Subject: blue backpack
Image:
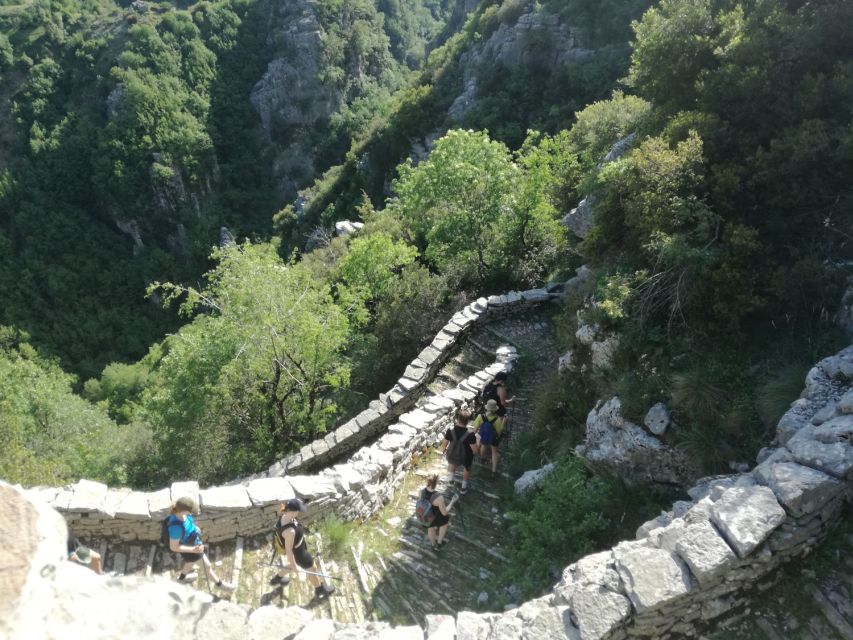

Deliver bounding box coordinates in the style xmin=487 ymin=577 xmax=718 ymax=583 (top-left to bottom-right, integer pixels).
xmin=479 ymin=414 xmax=497 ymax=445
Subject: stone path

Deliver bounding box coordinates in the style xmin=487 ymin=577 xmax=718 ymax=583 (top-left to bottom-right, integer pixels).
xmin=93 ymin=309 xmax=560 ymax=624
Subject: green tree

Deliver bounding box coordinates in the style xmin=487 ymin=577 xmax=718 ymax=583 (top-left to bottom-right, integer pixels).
xmin=142 ymin=243 xmax=350 ymax=483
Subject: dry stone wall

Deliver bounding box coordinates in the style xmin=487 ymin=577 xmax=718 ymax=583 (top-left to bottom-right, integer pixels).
xmin=20 ymin=271 xmax=594 ymax=544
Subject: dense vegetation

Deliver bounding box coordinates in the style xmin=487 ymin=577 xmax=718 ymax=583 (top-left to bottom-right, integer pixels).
xmin=1 ymin=0 xmax=851 ymax=601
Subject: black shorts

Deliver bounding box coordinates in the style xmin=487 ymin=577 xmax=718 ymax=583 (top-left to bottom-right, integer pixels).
xmin=429 ymin=511 xmax=450 ymax=529
xmin=293 ymin=544 xmax=314 ymax=569
xmin=180 ymin=551 xmax=203 ymax=564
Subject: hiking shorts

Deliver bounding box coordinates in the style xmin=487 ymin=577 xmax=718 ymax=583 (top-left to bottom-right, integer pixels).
xmin=429 ymin=511 xmax=450 ymax=529
xmin=293 ymin=544 xmax=314 ymax=569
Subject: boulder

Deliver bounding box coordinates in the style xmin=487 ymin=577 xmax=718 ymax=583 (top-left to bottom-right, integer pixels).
xmin=334 ymin=220 xmax=364 ymax=237
xmin=248 ymin=606 xmax=313 ymax=640
xmin=514 ymin=464 xmax=556 ymax=495
xmin=644 ymin=403 xmax=670 ymax=436
xmin=425 ymin=613 xmax=456 ymax=640
xmin=590 ymin=335 xmax=620 ymax=370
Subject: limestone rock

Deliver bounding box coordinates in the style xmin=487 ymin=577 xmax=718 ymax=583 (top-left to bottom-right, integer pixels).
xmin=558 ymin=350 xmax=575 ymax=373
xmin=710 ymin=486 xmax=786 ymax=558
xmin=516 ymin=597 xmax=577 ymax=640
xmin=196 ymin=600 xmax=250 ymax=638
xmin=644 ymin=403 xmax=670 ymax=436
xmin=613 ymin=542 xmax=693 ymax=613
xmin=199 ymin=485 xmax=252 ymax=512
xmin=671 ymin=520 xmax=737 ymax=587
xmin=294 ymin=618 xmax=336 ymax=640
xmin=574 ymin=324 xmax=599 ymax=346
xmin=287 ymin=474 xmax=339 ymax=500
xmin=334 ymin=220 xmax=364 ymax=237
xmin=425 ymin=613 xmax=456 ymax=639
xmin=455 ymin=610 xmax=491 ymax=640
xmin=66 ymin=479 xmax=108 ymax=513
xmin=563 ymin=195 xmax=595 ymax=239
xmin=590 ymin=335 xmax=620 ymax=370
xmin=170 ymin=481 xmax=199 ymax=507
xmin=753 ymin=461 xmax=844 ymax=518
xmin=246 ymin=477 xmax=295 ymax=506
xmin=248 ymin=606 xmax=313 ymax=640
xmin=786 ymin=417 xmax=853 ymax=478
xmin=115 ymin=491 xmax=151 ymax=520
xmin=569 ymin=586 xmax=631 ymax=639
xmin=514 ymin=464 xmax=556 ymax=495
xmin=838 ymin=388 xmax=853 ymax=414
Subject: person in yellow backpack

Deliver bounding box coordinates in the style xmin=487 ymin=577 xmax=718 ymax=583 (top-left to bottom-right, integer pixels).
xmin=472 ymin=399 xmax=505 ymax=478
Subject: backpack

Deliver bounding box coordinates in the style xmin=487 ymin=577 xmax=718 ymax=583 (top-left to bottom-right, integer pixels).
xmin=481 ymin=381 xmax=500 ymax=406
xmin=160 ymin=515 xmax=177 ymax=548
xmin=415 ymin=490 xmax=436 ymax=527
xmin=446 ymin=427 xmax=468 ymax=466
xmin=479 ymin=414 xmax=497 ymax=446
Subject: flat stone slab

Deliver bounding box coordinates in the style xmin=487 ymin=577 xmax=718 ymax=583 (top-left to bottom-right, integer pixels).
xmin=673 ymin=520 xmax=737 ymax=587
xmin=570 ymin=586 xmax=631 ymax=639
xmin=754 ymin=461 xmax=845 ymax=518
xmin=397 ymin=376 xmax=421 ymax=392
xmin=248 ymin=605 xmax=313 ymax=640
xmin=199 ymin=485 xmax=252 ymax=511
xmin=521 ymin=288 xmax=550 ymax=302
xmin=710 ymin=485 xmax=786 ymax=558
xmin=425 ymin=614 xmax=456 ymax=640
xmin=114 ymin=491 xmax=151 ymax=520
xmin=787 ymin=417 xmax=853 ymax=478
xmin=377 ymin=433 xmax=410 ymax=452
xmin=170 ymin=481 xmax=200 ymax=506
xmin=331 ymin=463 xmax=365 ymax=491
xmin=613 ymin=542 xmax=693 ymax=613
xmin=418 ymin=346 xmax=442 ymax=366
xmin=287 ymin=474 xmax=338 ymax=500
xmin=247 ymin=477 xmax=295 ymax=506
xmin=147 ymin=488 xmax=172 ymax=518
xmin=66 ymin=479 xmax=108 ymax=513
xmin=100 ymin=488 xmax=132 ymax=518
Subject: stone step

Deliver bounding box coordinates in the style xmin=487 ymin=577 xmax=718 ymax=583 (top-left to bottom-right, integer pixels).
xmin=810 ymin=585 xmax=853 ymax=640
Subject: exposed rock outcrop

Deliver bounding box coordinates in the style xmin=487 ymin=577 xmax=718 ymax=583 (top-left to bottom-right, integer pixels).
xmin=576 ymin=396 xmax=700 ymax=487
xmin=448 ymin=7 xmax=593 ymax=123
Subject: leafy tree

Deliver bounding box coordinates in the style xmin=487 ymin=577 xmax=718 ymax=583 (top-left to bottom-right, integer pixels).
xmin=390 ymin=129 xmax=566 ymax=291
xmin=141 ymin=243 xmax=350 ymax=483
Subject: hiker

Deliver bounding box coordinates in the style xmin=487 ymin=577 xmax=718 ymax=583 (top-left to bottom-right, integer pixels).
xmin=67 ymin=532 xmax=102 ymax=574
xmin=472 ymin=399 xmax=506 ymax=478
xmin=443 ymin=408 xmax=478 ymax=494
xmin=166 ymin=496 xmax=236 ymax=592
xmin=270 ymin=498 xmax=335 ymax=600
xmin=419 ymin=474 xmax=459 ymax=551
xmin=481 ymin=371 xmax=514 ymax=417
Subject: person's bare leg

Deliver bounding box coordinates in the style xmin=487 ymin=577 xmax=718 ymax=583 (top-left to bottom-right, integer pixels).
xmin=462 ymin=467 xmax=470 ymax=482
xmin=491 ymin=446 xmax=500 ymax=473
xmin=200 ymin=553 xmax=219 ymax=583
xmin=307 ymin=572 xmax=321 ymax=588
xmin=90 ymin=551 xmax=103 ymax=575
xmin=427 ymin=527 xmax=437 ymax=547
xmin=437 ymin=524 xmax=449 ymax=545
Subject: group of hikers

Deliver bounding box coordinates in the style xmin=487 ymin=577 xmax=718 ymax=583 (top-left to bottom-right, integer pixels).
xmin=418 ymin=371 xmax=514 ymax=551
xmin=65 ymin=371 xmax=513 ymax=600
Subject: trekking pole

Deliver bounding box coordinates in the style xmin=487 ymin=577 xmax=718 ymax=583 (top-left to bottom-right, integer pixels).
xmin=450 ymin=491 xmax=467 ymax=531
xmin=200 ymin=549 xmax=215 ymax=597
xmin=265 ymin=561 xmax=343 ymax=581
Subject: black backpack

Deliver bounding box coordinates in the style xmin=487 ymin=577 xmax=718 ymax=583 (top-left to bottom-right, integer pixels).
xmin=481 ymin=381 xmax=499 ymax=405
xmin=446 ymin=428 xmax=468 ymax=466
xmin=160 ymin=515 xmax=176 ymax=547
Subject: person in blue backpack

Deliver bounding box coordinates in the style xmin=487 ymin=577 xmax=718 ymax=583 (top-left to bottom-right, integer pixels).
xmin=166 ymin=496 xmax=236 ymax=592
xmin=472 ymin=399 xmax=506 ymax=478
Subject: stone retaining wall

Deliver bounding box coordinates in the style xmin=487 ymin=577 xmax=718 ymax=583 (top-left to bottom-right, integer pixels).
xmin=20 ymin=270 xmax=596 ymax=544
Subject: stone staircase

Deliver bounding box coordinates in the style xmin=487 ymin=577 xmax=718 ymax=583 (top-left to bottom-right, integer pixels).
xmin=90 ymin=310 xmax=560 ymax=624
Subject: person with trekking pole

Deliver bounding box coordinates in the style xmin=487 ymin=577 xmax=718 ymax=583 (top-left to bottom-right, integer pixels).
xmin=270 ymin=498 xmax=336 ymax=600
xmin=166 ymin=497 xmax=236 ymax=592
xmin=443 ymin=408 xmax=478 ymax=494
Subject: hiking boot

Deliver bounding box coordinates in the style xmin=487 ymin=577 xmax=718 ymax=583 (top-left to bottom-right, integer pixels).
xmin=216 ymin=580 xmax=237 ymax=592
xmin=460 ymin=481 xmax=469 ymax=495
xmin=178 ymin=572 xmax=197 ymax=583
xmin=430 ymin=544 xmax=440 ymax=553
xmin=438 ymin=539 xmax=448 ymax=548
xmin=270 ymin=574 xmax=290 ymax=586
xmin=444 ymin=474 xmax=454 ymax=484
xmin=315 ymin=584 xmax=335 ymax=599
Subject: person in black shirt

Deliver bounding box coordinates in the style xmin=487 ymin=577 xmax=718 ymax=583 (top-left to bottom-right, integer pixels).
xmin=270 ymin=498 xmax=335 ymax=600
xmin=443 ymin=409 xmax=478 ymax=494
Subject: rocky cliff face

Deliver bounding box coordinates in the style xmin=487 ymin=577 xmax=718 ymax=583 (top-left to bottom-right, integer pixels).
xmin=448 ymin=6 xmax=594 ymax=122
xmin=250 ymin=0 xmax=341 ymax=197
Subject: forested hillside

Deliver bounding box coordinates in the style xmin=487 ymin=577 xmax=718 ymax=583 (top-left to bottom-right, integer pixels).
xmin=1 ymin=0 xmax=851 ymax=575
xmin=0 ymin=0 xmax=459 ymax=377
